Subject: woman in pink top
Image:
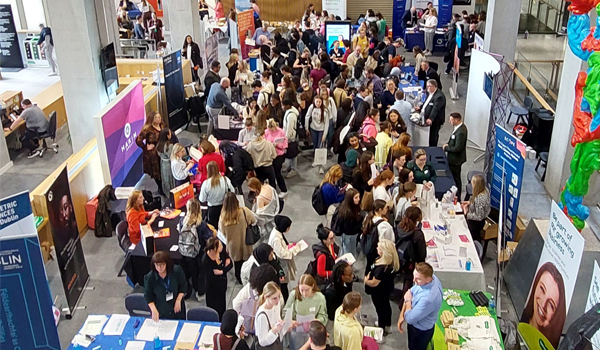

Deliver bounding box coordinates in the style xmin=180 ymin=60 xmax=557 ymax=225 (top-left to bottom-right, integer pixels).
xmin=214 ymin=0 xmax=224 ymax=20
xmin=264 ymin=118 xmax=288 ymax=197
xmin=360 ymin=108 xmax=379 ymax=152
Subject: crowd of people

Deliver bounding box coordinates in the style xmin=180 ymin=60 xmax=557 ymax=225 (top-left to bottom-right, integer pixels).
xmin=121 ymin=3 xmax=495 ymax=350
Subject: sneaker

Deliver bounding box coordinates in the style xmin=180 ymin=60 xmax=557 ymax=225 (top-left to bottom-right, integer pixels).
xmin=48 ymin=72 xmax=58 ymax=76
xmin=279 ymin=192 xmax=288 ymax=199
xmin=285 ymin=170 xmax=298 ymax=178
xmin=27 ymin=149 xmax=41 ymax=158
xmin=425 ymin=51 xmax=432 ymax=56
xmin=319 ymin=167 xmax=324 ymax=175
xmin=311 ymin=162 xmax=318 ymax=168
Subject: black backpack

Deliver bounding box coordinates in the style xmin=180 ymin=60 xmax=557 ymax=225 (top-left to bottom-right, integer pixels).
xmin=396 ymin=231 xmax=415 ymax=269
xmin=330 ymin=208 xmax=342 ymax=236
xmin=361 ymin=219 xmax=384 ymax=260
xmin=238 ymin=148 xmax=255 ymax=172
xmin=311 ymin=185 xmax=327 ymax=215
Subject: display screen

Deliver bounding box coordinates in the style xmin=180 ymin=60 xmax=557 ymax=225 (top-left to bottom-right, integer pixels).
xmin=324 ymin=21 xmax=351 ymax=56
xmin=100 ymin=43 xmax=119 ymax=100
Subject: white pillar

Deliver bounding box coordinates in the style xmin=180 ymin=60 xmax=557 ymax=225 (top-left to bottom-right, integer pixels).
xmin=483 ymin=0 xmax=520 ymax=62
xmin=0 ymin=134 xmax=12 ymax=175
xmin=46 ymin=0 xmax=109 ymax=152
xmin=167 ymin=0 xmax=201 ymax=53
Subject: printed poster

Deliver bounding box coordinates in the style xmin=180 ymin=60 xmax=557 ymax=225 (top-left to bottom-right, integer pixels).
xmin=238 ymin=9 xmax=255 ymax=59
xmin=585 ymin=261 xmax=600 ymax=348
xmin=46 ymin=167 xmax=89 ymax=314
xmin=0 ymin=192 xmax=61 ymax=349
xmin=519 ymin=201 xmax=585 ymax=349
xmin=163 ymin=50 xmax=187 ymax=130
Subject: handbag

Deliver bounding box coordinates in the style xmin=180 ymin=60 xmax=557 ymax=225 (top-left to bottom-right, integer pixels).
xmin=286 ymin=141 xmax=299 ymax=159
xmin=244 ymin=208 xmax=261 ymax=245
xmin=255 ymin=312 xmax=283 ymax=350
xmin=314 ymin=141 xmax=327 ymax=166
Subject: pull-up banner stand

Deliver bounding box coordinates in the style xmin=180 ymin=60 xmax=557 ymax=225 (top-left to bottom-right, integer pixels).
xmin=0 ymin=191 xmax=61 ymax=349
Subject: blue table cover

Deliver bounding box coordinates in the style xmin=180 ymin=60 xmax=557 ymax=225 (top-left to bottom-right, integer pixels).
xmin=67 ymin=315 xmax=220 ymax=350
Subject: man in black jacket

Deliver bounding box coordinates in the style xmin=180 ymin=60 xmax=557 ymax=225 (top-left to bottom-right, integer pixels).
xmin=443 ymin=112 xmax=468 ymax=199
xmin=415 ymin=80 xmax=446 ymax=147
xmin=401 ymin=7 xmax=419 ymax=35
xmin=204 ymin=60 xmax=221 ymax=94
xmin=418 ymin=61 xmax=442 ymax=90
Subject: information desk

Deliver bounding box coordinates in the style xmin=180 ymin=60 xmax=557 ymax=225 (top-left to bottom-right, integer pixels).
xmin=432 ymin=290 xmax=504 ymax=349
xmin=67 ymin=315 xmax=220 ymax=349
xmin=404 ymin=31 xmax=447 ymax=53
xmin=409 ymin=146 xmax=456 ymax=200
xmin=423 ymin=207 xmax=485 ymax=292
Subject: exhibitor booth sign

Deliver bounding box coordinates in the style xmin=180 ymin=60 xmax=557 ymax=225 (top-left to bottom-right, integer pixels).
xmin=0 ymin=192 xmax=61 ymax=349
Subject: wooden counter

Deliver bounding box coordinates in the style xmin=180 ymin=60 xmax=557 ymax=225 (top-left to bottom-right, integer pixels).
xmin=34 ymin=81 xmax=68 ymax=129
xmin=2 ymin=91 xmax=23 ymax=138
xmin=116 ymin=58 xmax=192 ymax=85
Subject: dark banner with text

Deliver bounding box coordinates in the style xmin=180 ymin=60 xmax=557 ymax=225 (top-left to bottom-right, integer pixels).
xmin=46 ymin=167 xmax=89 ymax=313
xmin=163 ymin=50 xmax=187 ymax=130
xmin=0 ymin=5 xmax=24 ymax=68
xmin=0 ymin=191 xmax=61 ymax=349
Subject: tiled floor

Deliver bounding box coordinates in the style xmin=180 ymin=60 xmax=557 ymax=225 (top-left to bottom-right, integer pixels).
xmin=0 ymin=36 xmax=571 ymax=349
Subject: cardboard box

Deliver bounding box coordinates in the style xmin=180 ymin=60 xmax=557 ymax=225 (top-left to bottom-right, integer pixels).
xmin=514 ymin=215 xmax=527 ymax=242
xmin=499 ymin=241 xmax=519 ymax=263
xmin=482 ymin=215 xmax=527 ymax=242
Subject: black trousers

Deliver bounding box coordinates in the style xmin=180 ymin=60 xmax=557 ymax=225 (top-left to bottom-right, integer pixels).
xmin=372 ymin=292 xmax=392 ymax=328
xmin=428 ymin=123 xmax=441 ymax=147
xmin=281 ymin=282 xmax=289 ymax=303
xmin=448 ymin=163 xmax=462 ymax=199
xmin=254 ymin=165 xmax=277 ymax=188
xmin=407 ymin=324 xmax=435 ymax=350
xmin=272 ymin=155 xmax=288 ymax=192
xmin=20 ymin=128 xmax=40 ymax=152
xmin=182 ymin=253 xmax=206 ymax=295
xmin=207 ymin=205 xmax=223 ymax=230
xmin=467 ymin=219 xmax=486 ymax=243
xmin=234 ymin=260 xmax=244 ymax=283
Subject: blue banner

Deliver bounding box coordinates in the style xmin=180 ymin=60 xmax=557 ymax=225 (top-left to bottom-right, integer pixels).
xmin=438 ymin=0 xmax=453 ymax=27
xmin=0 ymin=192 xmax=61 ymax=349
xmin=163 ymin=50 xmax=187 ymax=131
xmin=235 ymin=0 xmax=252 ymax=11
xmin=491 ymin=125 xmax=526 ymax=240
xmin=392 ymin=0 xmax=407 ymax=39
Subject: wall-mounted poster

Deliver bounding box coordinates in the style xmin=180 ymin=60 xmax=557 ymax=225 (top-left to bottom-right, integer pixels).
xmin=519 ymin=201 xmax=585 ymax=349
xmin=238 ymin=10 xmax=255 ymax=59
xmin=0 ymin=5 xmax=24 ymax=68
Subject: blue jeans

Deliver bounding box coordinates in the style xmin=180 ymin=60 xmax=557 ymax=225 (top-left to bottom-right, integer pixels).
xmin=341 ymin=234 xmax=358 ymax=259
xmin=310 ymin=128 xmax=324 ymax=149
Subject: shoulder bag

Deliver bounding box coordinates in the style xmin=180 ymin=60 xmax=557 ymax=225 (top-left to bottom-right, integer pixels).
xmin=244 ymin=208 xmax=261 ymax=245
xmin=255 ymin=311 xmax=283 ymax=350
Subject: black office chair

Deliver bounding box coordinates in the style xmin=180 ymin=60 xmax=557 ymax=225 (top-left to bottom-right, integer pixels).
xmin=38 ymin=111 xmax=59 ymax=157
xmin=124 ymin=294 xmax=152 ymax=317
xmin=116 ymin=221 xmax=132 ymax=277
xmin=187 ymin=307 xmax=220 ymax=322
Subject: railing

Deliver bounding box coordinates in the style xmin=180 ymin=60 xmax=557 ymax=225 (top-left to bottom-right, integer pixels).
xmin=510 ymin=52 xmax=562 ymax=112
xmin=508 ymin=62 xmax=556 ymax=114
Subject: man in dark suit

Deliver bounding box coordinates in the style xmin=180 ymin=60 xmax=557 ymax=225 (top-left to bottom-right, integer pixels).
xmin=401 ymin=7 xmax=419 ymax=36
xmin=415 ymin=79 xmax=446 ymax=147
xmin=418 ymin=61 xmax=442 ymax=89
xmin=204 ymin=60 xmax=221 ymax=94
xmin=443 ymin=112 xmax=468 ymax=199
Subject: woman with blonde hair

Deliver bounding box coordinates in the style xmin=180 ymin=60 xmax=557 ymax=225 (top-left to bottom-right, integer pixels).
xmin=171 ymin=143 xmax=194 ymax=186
xmin=462 ymin=174 xmax=491 ymax=242
xmin=226 ymin=53 xmax=239 ymax=89
xmin=422 ymin=8 xmax=438 ymax=55
xmin=264 ymin=119 xmax=288 ymax=197
xmin=126 ymin=190 xmax=159 ymax=244
xmin=219 ymin=192 xmax=257 ymax=284
xmin=255 ymin=282 xmax=289 ymax=350
xmin=319 ymin=165 xmax=346 ymax=223
xmin=200 ymin=160 xmax=235 ymax=229
xmin=247 ymin=126 xmax=278 ymax=186
xmin=364 ymin=240 xmax=399 ymax=335
xmin=285 ymin=274 xmax=328 ymax=350
xmin=334 ymin=292 xmax=364 ymax=350
xmin=394 ymin=181 xmax=418 ymax=223
xmin=178 ymin=198 xmax=213 ymax=297
xmin=235 ymin=60 xmax=255 ymax=100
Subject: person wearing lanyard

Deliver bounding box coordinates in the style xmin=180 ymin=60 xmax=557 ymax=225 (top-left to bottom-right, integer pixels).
xmin=414 ymin=79 xmax=446 ymax=147
xmin=144 ymin=251 xmax=187 ymax=321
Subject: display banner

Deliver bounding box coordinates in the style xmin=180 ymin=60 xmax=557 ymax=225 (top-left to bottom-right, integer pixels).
xmin=474 ymin=32 xmax=484 ymax=51
xmin=46 ymin=167 xmax=89 ymax=314
xmin=491 ymin=125 xmax=525 ymax=240
xmin=0 ymin=192 xmax=61 ymax=349
xmin=0 ymin=5 xmax=24 ymax=68
xmin=437 ymin=0 xmax=453 ymax=27
xmin=325 ymin=22 xmax=351 ymax=54
xmin=323 ymin=0 xmax=347 ymax=20
xmin=586 ymin=261 xmax=600 ymax=348
xmin=204 ymin=34 xmax=219 ymax=69
xmin=520 ymin=201 xmax=585 ymax=349
xmin=235 ymin=0 xmax=252 ymax=11
xmin=94 ymin=81 xmax=145 ymax=188
xmin=238 ymin=10 xmax=255 ymax=59
xmin=393 ymin=0 xmax=408 ymax=39
xmin=163 ymin=50 xmax=187 ymax=130
xmin=229 ymin=18 xmax=240 ymax=52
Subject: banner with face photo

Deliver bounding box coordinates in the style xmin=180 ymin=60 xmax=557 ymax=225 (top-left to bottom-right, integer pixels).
xmin=519 ymin=201 xmax=585 ymax=349
xmin=585 ymin=261 xmax=600 ymax=348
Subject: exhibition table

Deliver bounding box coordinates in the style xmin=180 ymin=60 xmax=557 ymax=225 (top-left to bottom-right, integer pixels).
xmin=423 ymin=208 xmax=486 ymax=292
xmin=431 ymin=290 xmax=504 ymax=349
xmin=67 ymin=314 xmax=220 ymax=349
xmin=213 ymin=117 xmax=244 ymax=141
xmin=404 ymin=30 xmax=447 ymax=53
xmin=410 ymin=146 xmax=456 ymax=199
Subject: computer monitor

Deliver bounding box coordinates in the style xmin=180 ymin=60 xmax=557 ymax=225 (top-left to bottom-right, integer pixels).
xmin=324 ymin=21 xmax=351 ymax=55
xmin=100 ymin=43 xmax=119 ymax=100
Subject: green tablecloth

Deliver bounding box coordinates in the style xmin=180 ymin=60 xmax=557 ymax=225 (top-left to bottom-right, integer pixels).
xmin=431 ymin=289 xmax=504 ymax=349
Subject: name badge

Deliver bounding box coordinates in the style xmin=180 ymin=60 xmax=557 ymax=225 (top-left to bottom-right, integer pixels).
xmin=424 ymin=170 xmax=429 ymax=174
xmin=362 ymin=147 xmax=367 ymax=151
xmin=309 ymin=307 xmax=316 ymax=312
xmin=166 ymin=292 xmax=174 ymax=301
xmin=451 ymin=135 xmax=456 ymax=139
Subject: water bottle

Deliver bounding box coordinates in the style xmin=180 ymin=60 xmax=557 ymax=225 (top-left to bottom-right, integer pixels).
xmin=154 ymin=336 xmax=162 ymax=350
xmin=73 ymin=344 xmax=81 ymax=350
xmin=489 ymin=296 xmax=496 ymax=312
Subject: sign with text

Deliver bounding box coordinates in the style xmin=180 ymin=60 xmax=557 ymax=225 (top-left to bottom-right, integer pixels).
xmin=235 ymin=0 xmax=252 ymax=11
xmin=520 ymin=201 xmax=585 ymax=349
xmin=0 ymin=5 xmax=24 ymax=69
xmin=323 ymin=0 xmax=347 ymax=19
xmin=94 ymin=81 xmax=145 ymax=187
xmin=586 ymin=261 xmax=600 ymax=348
xmin=238 ymin=10 xmax=255 ymax=59
xmin=204 ymin=34 xmax=219 ymax=69
xmin=392 ymin=0 xmax=408 ymax=39
xmin=491 ymin=125 xmax=525 ymax=240
xmin=163 ymin=50 xmax=187 ymax=130
xmin=0 ymin=192 xmax=61 ymax=349
xmin=46 ymin=167 xmax=89 ymax=314
xmin=171 ymin=182 xmax=194 ymax=209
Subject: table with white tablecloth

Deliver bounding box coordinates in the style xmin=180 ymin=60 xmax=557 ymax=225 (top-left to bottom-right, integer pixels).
xmin=421 ymin=203 xmax=486 ymax=292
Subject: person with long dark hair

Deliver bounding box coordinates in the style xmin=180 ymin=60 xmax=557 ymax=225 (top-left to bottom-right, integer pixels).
xmin=199 ymin=161 xmax=235 ymax=228
xmin=351 ymin=151 xmax=374 ymax=197
xmin=202 ymin=237 xmax=233 ymax=320
xmin=323 ymin=261 xmax=354 ymax=320
xmin=213 ymin=310 xmax=251 ymax=350
xmin=218 ymin=140 xmax=252 ymax=193
xmin=182 ymin=35 xmax=203 ymax=82
xmin=396 ymin=207 xmax=426 ymax=306
xmin=240 ymin=243 xmax=285 ymax=286
xmin=157 ymin=127 xmax=177 ymax=195
xmin=362 ymin=199 xmax=395 ymax=268
xmin=312 ymin=224 xmax=340 ymax=288
xmin=268 ymin=215 xmax=299 ymax=302
xmin=144 ymin=251 xmax=187 ymax=320
xmin=136 ymin=111 xmax=164 ymax=189
xmin=334 ymin=188 xmax=363 ymax=258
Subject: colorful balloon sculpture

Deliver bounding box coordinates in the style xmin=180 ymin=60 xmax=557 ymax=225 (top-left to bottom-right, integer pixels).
xmin=562 ymin=0 xmax=600 ymax=230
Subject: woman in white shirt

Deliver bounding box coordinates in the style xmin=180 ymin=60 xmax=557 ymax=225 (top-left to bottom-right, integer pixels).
xmin=305 ymin=96 xmax=330 ymax=174
xmin=372 ymin=170 xmax=394 ymax=204
xmin=236 ymin=61 xmax=255 ymax=100
xmin=394 ymin=181 xmax=418 ymax=224
xmin=199 ymin=161 xmax=235 ymax=229
xmin=268 ymin=215 xmax=301 ymax=301
xmin=422 ymin=8 xmax=438 ymax=55
xmin=255 ymin=282 xmax=290 ymax=350
xmin=170 ymin=143 xmax=194 ymax=186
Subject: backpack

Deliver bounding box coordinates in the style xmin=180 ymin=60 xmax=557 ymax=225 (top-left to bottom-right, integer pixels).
xmin=396 ymin=231 xmax=415 ymax=269
xmin=311 ymin=185 xmax=327 ymax=215
xmin=330 ymin=208 xmax=342 ymax=236
xmin=287 ymin=49 xmax=298 ymax=68
xmin=238 ymin=148 xmax=255 ymax=172
xmin=307 ymin=30 xmax=319 ymax=54
xmin=361 ymin=219 xmax=384 ymax=260
xmin=239 ymin=288 xmax=260 ymax=335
